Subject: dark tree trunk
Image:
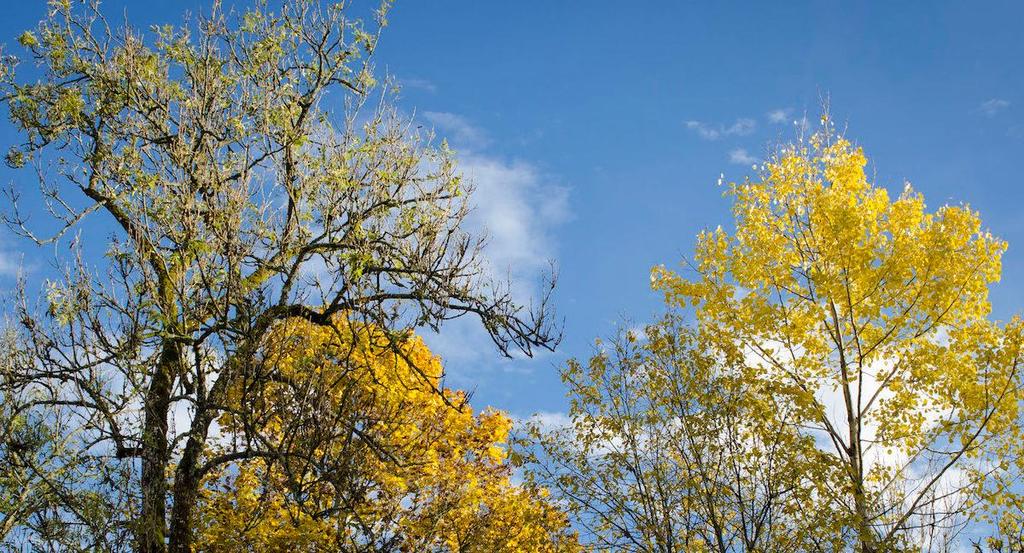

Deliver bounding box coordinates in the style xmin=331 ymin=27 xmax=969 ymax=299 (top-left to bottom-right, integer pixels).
xmin=138 ymin=344 xmax=176 ymax=553
xmin=167 ymin=410 xmax=215 ymax=553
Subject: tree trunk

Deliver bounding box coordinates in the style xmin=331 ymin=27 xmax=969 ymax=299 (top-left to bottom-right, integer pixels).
xmin=849 ymin=428 xmax=874 ymax=553
xmin=167 ymin=347 xmax=241 ymax=552
xmin=138 ymin=344 xmax=176 ymax=553
xmin=167 ymin=409 xmax=215 ymax=553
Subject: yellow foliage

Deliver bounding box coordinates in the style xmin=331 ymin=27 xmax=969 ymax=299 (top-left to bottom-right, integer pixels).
xmin=196 ymin=318 xmax=580 ymax=552
xmin=652 ymin=123 xmax=1024 ymax=545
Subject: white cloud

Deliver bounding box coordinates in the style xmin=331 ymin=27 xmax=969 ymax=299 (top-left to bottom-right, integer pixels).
xmin=685 ymin=118 xmax=756 ymax=140
xmin=416 ymin=112 xmax=569 ymax=381
xmin=400 ymin=77 xmax=437 ymax=93
xmin=767 ymin=108 xmax=792 ymax=124
xmin=0 ymin=244 xmax=22 ymax=279
xmin=462 ymin=154 xmax=569 ymax=278
xmin=979 ymin=98 xmax=1010 ymax=117
xmin=522 ymin=411 xmax=573 ymax=432
xmin=0 ymin=254 xmax=17 ymax=278
xmin=423 ymin=111 xmax=490 ymax=149
xmin=419 ymin=112 xmax=568 ymax=280
xmin=728 ymin=148 xmax=758 ymax=165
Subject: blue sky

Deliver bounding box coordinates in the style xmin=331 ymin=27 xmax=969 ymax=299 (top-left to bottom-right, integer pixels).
xmin=1 ymin=1 xmax=1023 ymax=422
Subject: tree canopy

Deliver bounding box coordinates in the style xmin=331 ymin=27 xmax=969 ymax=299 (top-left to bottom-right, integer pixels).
xmin=525 ymin=118 xmax=1024 ymax=552
xmin=652 ymin=118 xmax=1024 ymax=549
xmin=196 ymin=316 xmax=579 ymax=552
xmin=2 ymin=1 xmax=1023 ymax=552
xmin=0 ymin=1 xmax=558 ymax=550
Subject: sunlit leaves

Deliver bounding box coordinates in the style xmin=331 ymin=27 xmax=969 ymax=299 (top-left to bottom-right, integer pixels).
xmin=0 ymin=0 xmax=558 ymax=550
xmin=521 ymin=314 xmax=838 ymax=551
xmin=653 ymin=119 xmax=1024 ymax=548
xmin=198 ymin=317 xmax=579 ymax=552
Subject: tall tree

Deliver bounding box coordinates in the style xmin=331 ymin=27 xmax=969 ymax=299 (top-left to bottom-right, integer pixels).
xmin=0 ymin=1 xmax=558 ymax=551
xmin=651 ymin=117 xmax=1024 ymax=551
xmin=523 ymin=118 xmax=1024 ymax=552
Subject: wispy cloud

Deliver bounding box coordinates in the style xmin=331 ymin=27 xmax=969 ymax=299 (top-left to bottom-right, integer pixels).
xmin=417 ymin=111 xmax=570 ymax=382
xmin=420 ymin=112 xmax=569 ymax=277
xmin=729 ymin=148 xmax=758 ymax=165
xmin=400 ymin=77 xmax=437 ymax=94
xmin=423 ymin=111 xmax=490 ymax=149
xmin=463 ymin=155 xmax=569 ymax=279
xmin=979 ymin=98 xmax=1011 ymax=117
xmin=519 ymin=411 xmax=572 ymax=432
xmin=0 ymin=245 xmax=21 ymax=279
xmin=685 ymin=118 xmax=756 ymax=140
xmin=766 ymin=108 xmax=793 ymax=124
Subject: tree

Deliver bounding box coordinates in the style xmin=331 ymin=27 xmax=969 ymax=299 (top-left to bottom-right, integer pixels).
xmin=650 ymin=117 xmax=1024 ymax=551
xmin=0 ymin=1 xmax=558 ymax=551
xmin=194 ymin=316 xmax=580 ymax=552
xmin=0 ymin=326 xmax=43 ymax=545
xmin=0 ymin=325 xmax=61 ymax=547
xmin=520 ymin=313 xmax=838 ymax=552
xmin=1 ymin=320 xmax=119 ymax=551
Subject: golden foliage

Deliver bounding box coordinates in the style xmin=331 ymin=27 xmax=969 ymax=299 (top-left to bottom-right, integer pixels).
xmin=650 ymin=120 xmax=1024 ymax=547
xmin=197 ymin=318 xmax=580 ymax=552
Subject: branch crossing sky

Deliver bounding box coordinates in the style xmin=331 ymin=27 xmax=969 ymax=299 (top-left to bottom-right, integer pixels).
xmin=1 ymin=1 xmax=1022 ymax=422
